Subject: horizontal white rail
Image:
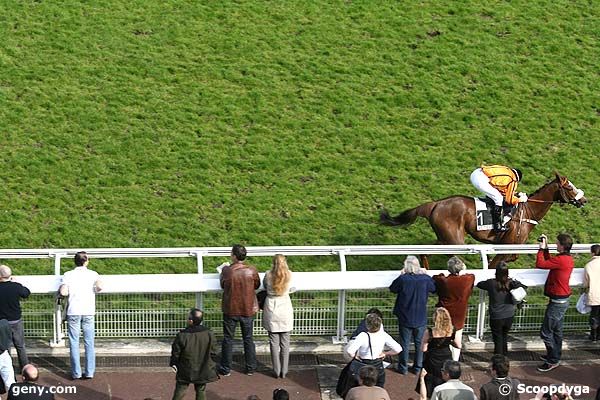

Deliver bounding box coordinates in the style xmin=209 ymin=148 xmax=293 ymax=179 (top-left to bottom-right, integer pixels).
xmin=5 ymin=243 xmax=595 ymax=344
xmin=0 ymin=243 xmax=594 ymax=259
xmin=16 ymin=268 xmax=585 ymax=294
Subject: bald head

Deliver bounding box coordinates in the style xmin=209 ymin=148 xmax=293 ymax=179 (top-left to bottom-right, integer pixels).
xmin=22 ymin=364 xmax=39 ymax=382
xmin=0 ymin=265 xmax=11 ymax=281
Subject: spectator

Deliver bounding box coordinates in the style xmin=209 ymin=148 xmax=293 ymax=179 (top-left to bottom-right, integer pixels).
xmin=535 ymin=233 xmax=574 ymax=372
xmin=344 ymin=308 xmax=384 ymax=363
xmin=583 ymin=244 xmax=600 ymax=342
xmin=218 ymin=244 xmax=260 ymax=376
xmin=479 ymin=354 xmax=520 ymax=400
xmin=416 ymin=308 xmax=460 ymax=398
xmin=345 ymin=313 xmax=401 ymax=388
xmin=529 ymin=386 xmax=573 ymax=400
xmin=59 ymin=251 xmax=103 ymax=380
xmin=0 ymin=319 xmax=15 ymax=391
xmin=389 ymin=256 xmax=436 ymax=375
xmin=419 ymin=360 xmax=476 ymax=400
xmin=351 ymin=308 xmax=384 ymax=340
xmin=345 ymin=365 xmax=391 ymax=400
xmin=433 ymin=257 xmax=474 ymax=361
xmin=273 ymin=388 xmax=289 ymax=400
xmin=0 ymin=265 xmax=31 ymax=370
xmin=8 ymin=364 xmax=54 ymax=400
xmin=476 ymin=262 xmax=527 ymax=355
xmin=262 ymin=254 xmax=294 ymax=379
xmin=170 ymin=309 xmax=217 ymax=400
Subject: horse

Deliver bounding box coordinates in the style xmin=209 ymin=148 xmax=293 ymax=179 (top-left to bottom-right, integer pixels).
xmin=380 ymin=172 xmax=587 ymax=269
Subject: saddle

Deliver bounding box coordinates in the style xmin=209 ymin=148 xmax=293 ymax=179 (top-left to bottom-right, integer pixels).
xmin=474 ymin=197 xmax=516 ymax=232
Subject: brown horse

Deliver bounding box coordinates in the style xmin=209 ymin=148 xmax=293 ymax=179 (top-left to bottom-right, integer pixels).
xmin=380 ymin=172 xmax=587 ymax=268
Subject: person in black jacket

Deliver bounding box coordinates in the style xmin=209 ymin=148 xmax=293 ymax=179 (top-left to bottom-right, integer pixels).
xmin=0 ymin=265 xmax=31 ymax=370
xmin=476 ymin=263 xmax=527 ymax=356
xmin=0 ymin=319 xmax=15 ymax=392
xmin=8 ymin=364 xmax=54 ymax=400
xmin=170 ymin=309 xmax=218 ymax=400
xmin=479 ymin=354 xmax=520 ymax=400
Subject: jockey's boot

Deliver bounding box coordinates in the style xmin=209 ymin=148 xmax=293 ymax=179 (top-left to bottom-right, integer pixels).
xmin=492 ymin=205 xmax=508 ymax=232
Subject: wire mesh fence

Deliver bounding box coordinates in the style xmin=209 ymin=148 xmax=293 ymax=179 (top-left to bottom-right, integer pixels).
xmin=21 ymin=287 xmax=591 ymax=340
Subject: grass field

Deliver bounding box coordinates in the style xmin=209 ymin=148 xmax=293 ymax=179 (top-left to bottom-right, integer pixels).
xmin=0 ymin=1 xmax=598 ymax=274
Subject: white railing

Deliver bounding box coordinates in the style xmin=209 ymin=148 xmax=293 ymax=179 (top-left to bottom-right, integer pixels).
xmin=5 ymin=244 xmax=595 ymax=345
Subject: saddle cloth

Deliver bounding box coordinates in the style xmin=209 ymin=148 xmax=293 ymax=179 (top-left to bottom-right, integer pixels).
xmin=474 ymin=197 xmax=514 ymax=231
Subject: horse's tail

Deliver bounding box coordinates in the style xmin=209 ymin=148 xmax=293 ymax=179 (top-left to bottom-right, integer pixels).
xmin=379 ymin=202 xmax=437 ymax=226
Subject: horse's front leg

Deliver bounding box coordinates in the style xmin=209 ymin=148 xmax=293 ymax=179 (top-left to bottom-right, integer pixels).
xmin=420 ymin=255 xmax=430 ymax=270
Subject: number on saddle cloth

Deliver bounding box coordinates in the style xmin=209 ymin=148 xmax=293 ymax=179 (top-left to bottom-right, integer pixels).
xmin=473 ymin=197 xmax=516 ymax=232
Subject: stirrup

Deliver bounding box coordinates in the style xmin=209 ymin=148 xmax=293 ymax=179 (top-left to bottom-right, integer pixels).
xmin=493 ymin=224 xmax=508 ymax=233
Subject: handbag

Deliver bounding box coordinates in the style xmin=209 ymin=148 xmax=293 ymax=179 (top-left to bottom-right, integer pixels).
xmin=336 ymin=333 xmax=373 ymax=398
xmin=510 ymin=286 xmax=527 ymax=303
xmin=256 ymin=290 xmax=268 ymax=310
xmin=576 ymin=293 xmax=592 ymax=314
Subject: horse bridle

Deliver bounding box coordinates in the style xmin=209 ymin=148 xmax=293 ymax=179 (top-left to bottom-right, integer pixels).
xmin=527 ymin=180 xmax=582 ymax=206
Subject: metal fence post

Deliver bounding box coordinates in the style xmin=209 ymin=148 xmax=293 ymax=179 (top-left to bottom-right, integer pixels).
xmin=50 ymin=253 xmax=66 ymax=347
xmin=474 ymin=249 xmax=490 ymax=342
xmin=333 ymin=250 xmax=348 ymax=344
xmin=194 ymin=252 xmax=205 ymax=310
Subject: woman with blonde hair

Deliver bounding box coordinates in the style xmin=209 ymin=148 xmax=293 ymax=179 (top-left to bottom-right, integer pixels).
xmin=262 ymin=254 xmax=294 ymax=378
xmin=416 ymin=307 xmax=460 ymax=399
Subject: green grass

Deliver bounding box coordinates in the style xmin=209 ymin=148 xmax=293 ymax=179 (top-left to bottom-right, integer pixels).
xmin=0 ymin=1 xmax=598 ymax=274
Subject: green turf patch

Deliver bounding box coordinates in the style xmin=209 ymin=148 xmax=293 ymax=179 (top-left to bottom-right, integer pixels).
xmin=0 ymin=1 xmax=597 ymax=274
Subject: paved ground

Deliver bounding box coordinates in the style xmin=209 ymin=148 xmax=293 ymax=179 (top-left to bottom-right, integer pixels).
xmin=21 ymin=369 xmax=320 ymax=400
xmin=6 ymin=351 xmax=598 ymax=400
xmin=4 ymin=337 xmax=599 ymax=400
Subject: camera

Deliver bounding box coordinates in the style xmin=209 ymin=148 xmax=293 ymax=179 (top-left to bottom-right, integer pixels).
xmin=537 ymin=234 xmax=547 ymax=243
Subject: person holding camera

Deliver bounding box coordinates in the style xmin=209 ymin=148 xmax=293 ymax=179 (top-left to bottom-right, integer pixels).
xmin=476 ymin=262 xmax=527 ymax=356
xmin=0 ymin=265 xmax=31 ymax=371
xmin=535 ymin=233 xmax=574 ymax=372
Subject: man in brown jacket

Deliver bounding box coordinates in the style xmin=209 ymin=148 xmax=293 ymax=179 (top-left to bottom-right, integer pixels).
xmin=218 ymin=244 xmax=260 ymax=376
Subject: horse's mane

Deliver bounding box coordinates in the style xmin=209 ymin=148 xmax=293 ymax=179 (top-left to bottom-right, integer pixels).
xmin=529 ymin=177 xmax=560 ymax=198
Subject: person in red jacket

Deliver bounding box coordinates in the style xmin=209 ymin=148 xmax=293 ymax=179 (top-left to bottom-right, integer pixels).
xmin=535 ymin=233 xmax=574 ymax=372
xmin=433 ymin=257 xmax=475 ymax=361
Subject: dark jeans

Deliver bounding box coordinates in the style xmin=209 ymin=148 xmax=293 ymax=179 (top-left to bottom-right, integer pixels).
xmin=398 ymin=324 xmax=426 ymax=373
xmin=9 ymin=320 xmax=29 ymax=370
xmin=489 ymin=316 xmax=513 ymax=356
xmin=220 ymin=315 xmax=256 ymax=374
xmin=540 ymin=299 xmax=569 ymax=364
xmin=172 ymin=382 xmax=205 ymax=400
xmin=590 ymin=305 xmax=600 ymax=338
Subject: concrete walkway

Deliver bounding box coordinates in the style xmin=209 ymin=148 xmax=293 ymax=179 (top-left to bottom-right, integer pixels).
xmin=8 ymin=336 xmax=599 ymax=400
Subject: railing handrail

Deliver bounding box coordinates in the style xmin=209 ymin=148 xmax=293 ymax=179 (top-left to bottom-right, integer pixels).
xmin=0 ymin=243 xmax=595 ymax=259
xmin=7 ymin=243 xmax=595 ymax=344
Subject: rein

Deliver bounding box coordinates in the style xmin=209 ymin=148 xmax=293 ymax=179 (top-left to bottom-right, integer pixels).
xmin=526 ymin=199 xmax=555 ymax=204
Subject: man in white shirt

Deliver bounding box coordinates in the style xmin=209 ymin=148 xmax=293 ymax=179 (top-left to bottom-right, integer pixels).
xmin=59 ymin=252 xmax=103 ymax=380
xmin=423 ymin=360 xmax=477 ymax=400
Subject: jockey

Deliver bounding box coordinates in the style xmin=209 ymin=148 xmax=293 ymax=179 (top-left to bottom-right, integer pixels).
xmin=470 ymin=165 xmax=528 ymax=232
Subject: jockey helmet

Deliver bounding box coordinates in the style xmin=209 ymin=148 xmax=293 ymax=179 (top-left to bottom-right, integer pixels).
xmin=512 ymin=168 xmax=523 ymax=181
